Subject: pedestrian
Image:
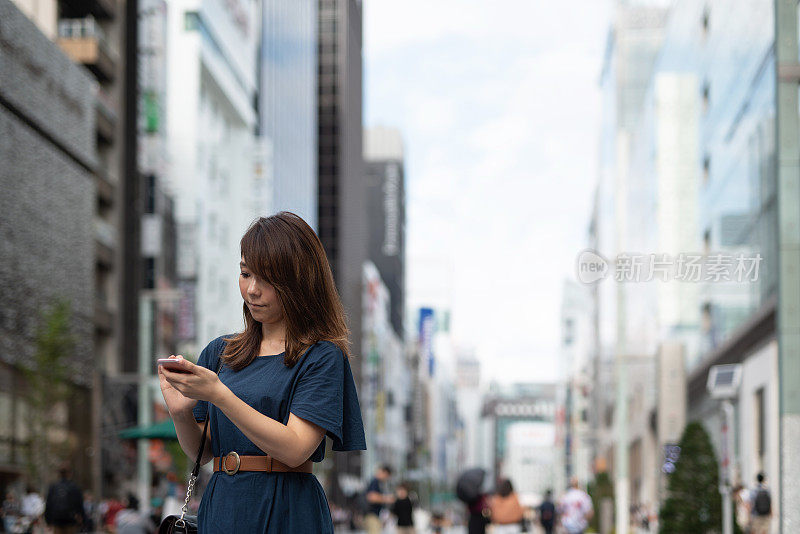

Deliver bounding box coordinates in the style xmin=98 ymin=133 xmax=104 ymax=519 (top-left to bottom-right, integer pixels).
xmin=639 ymin=502 xmax=651 ymax=532
xmin=558 ymin=477 xmax=594 ymax=534
xmin=749 ymin=472 xmax=772 ymax=534
xmin=43 ymin=464 xmax=85 ymax=534
xmin=2 ymin=492 xmax=21 ymax=533
xmin=430 ymin=510 xmax=445 ymax=534
xmin=467 ymin=493 xmax=491 ymax=534
xmin=113 ymin=494 xmax=149 ymax=534
xmin=21 ymin=486 xmax=44 ymax=534
xmin=101 ymin=497 xmax=124 ymax=532
xmin=158 ymin=212 xmax=367 ymax=533
xmin=538 ymin=489 xmax=557 ymax=534
xmin=390 ymin=482 xmax=415 ymax=534
xmin=488 ymin=478 xmax=524 ymax=534
xmin=148 ymin=497 xmax=164 ymax=532
xmin=77 ymin=491 xmax=96 ymax=533
xmin=733 ymin=484 xmax=750 ymax=533
xmin=364 ymin=465 xmax=394 ymax=534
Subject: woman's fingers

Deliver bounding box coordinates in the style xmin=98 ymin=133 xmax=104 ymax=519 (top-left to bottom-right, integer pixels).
xmin=163 ymin=375 xmax=187 ymax=396
xmin=162 ymin=368 xmax=187 ymax=389
xmin=162 ymin=367 xmax=200 ymax=399
xmin=168 ymin=356 xmax=195 ymax=373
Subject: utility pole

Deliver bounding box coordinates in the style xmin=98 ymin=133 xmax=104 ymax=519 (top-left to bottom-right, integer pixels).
xmin=137 ymin=289 xmax=182 ymax=513
xmin=615 ymin=353 xmax=629 ymax=534
xmin=137 ymin=295 xmax=153 ymax=514
xmin=775 ymin=0 xmax=800 ymax=531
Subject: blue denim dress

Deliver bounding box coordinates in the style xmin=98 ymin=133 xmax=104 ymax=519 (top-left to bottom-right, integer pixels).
xmin=190 ymin=335 xmax=366 ymax=533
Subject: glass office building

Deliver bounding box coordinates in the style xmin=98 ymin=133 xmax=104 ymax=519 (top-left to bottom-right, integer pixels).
xmin=691 ymin=0 xmax=777 ymax=360
xmin=260 ymin=0 xmax=318 ymax=227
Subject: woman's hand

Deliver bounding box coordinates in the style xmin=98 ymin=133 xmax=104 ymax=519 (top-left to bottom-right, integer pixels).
xmin=158 ymin=356 xmax=226 ymax=413
xmin=158 ymin=356 xmax=198 ymax=416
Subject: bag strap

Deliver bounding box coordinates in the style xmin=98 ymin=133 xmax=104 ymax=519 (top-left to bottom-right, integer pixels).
xmin=177 ymin=357 xmax=223 ymax=526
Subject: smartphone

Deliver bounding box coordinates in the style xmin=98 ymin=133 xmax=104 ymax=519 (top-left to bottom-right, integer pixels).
xmin=157 ymin=358 xmax=191 ymax=373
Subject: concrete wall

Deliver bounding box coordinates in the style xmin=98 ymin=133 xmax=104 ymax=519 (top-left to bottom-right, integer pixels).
xmin=738 ymin=340 xmax=779 ymax=532
xmin=0 ymin=0 xmax=96 ymax=384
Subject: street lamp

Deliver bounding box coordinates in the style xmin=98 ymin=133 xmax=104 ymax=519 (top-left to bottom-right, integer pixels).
xmin=706 ymin=363 xmax=742 ymax=534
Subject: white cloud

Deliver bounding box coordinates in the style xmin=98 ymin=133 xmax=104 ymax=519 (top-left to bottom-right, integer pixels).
xmin=366 ymin=0 xmax=611 ymax=384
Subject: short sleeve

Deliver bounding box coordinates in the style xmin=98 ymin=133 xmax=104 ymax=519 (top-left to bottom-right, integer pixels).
xmin=191 ymin=336 xmax=225 ymax=423
xmin=367 ymin=478 xmax=380 ymax=494
xmin=290 ymin=343 xmax=367 ymax=451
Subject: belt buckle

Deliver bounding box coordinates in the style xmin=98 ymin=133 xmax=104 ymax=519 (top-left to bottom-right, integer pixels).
xmin=222 ymin=451 xmax=240 ymax=475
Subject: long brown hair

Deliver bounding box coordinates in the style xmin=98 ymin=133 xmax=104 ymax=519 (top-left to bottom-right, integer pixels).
xmin=222 ymin=212 xmax=350 ymax=370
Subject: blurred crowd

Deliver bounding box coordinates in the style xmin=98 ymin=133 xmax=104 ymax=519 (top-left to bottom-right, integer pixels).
xmin=11 ymin=463 xmax=774 ymax=534
xmin=0 ymin=465 xmax=197 ymax=534
xmin=344 ymin=466 xmax=598 ymax=534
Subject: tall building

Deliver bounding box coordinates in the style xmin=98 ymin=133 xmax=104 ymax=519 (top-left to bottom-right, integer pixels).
xmin=594 ymin=4 xmax=668 ymax=529
xmin=4 ymin=0 xmax=141 ymax=495
xmin=364 ymin=126 xmax=406 ymax=340
xmin=260 ymin=0 xmax=317 ymax=225
xmin=139 ymin=0 xmax=179 ymax=359
xmin=165 ymin=0 xmax=267 ymax=352
xmin=316 ymin=0 xmax=365 ymax=498
xmin=361 ymin=262 xmax=410 ymax=483
xmin=591 ymin=0 xmax=800 ymax=529
xmin=454 ymin=349 xmax=482 ymax=470
xmin=667 ymin=0 xmax=783 ymax=525
xmin=0 ymin=0 xmax=97 ymax=492
xmin=558 ymin=280 xmax=594 ymax=493
xmin=137 ymin=7 xmax=183 ymax=509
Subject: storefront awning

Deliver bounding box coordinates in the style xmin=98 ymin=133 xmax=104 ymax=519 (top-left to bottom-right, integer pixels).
xmin=118 ymin=418 xmax=177 ymax=440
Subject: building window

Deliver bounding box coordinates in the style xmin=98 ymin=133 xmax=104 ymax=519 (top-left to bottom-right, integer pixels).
xmin=564 ymin=318 xmax=574 ymax=345
xmin=144 ymin=174 xmax=156 ymax=214
xmin=144 ymin=257 xmax=156 ymax=289
xmin=184 ymin=11 xmax=200 ymax=31
xmin=755 ymin=387 xmax=765 ymax=464
xmin=702 ymin=81 xmax=710 ymax=114
xmin=701 ymin=7 xmax=710 ymax=38
xmin=703 ymin=155 xmax=710 ymax=185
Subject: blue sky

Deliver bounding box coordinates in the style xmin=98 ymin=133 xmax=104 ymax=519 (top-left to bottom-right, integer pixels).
xmin=364 ymin=0 xmax=611 ymax=383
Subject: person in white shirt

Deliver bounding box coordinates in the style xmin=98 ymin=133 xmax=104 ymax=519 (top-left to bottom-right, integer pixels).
xmin=21 ymin=487 xmax=44 ymax=533
xmin=559 ymin=478 xmax=594 ymax=534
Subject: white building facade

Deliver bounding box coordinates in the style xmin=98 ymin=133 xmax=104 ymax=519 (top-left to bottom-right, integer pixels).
xmin=165 ymin=0 xmax=269 ymax=351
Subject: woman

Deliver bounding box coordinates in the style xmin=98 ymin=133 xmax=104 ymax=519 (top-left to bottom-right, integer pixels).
xmin=158 ymin=212 xmax=366 ymax=533
xmin=489 ymin=478 xmax=525 ymax=534
xmin=390 ymin=482 xmax=415 ymax=534
xmin=467 ymin=493 xmax=490 ymax=534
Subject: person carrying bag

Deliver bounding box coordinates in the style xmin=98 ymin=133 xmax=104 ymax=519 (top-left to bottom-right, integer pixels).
xmin=489 ymin=479 xmax=525 ymax=534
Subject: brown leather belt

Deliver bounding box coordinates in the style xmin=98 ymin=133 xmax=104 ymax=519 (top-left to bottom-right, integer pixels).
xmin=213 ymin=452 xmax=313 ymax=475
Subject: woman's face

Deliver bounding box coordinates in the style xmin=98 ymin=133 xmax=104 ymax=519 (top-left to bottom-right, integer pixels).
xmin=239 ymin=257 xmax=283 ymax=323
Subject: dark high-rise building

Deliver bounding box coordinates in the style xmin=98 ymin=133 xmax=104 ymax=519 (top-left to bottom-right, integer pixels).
xmin=0 ymin=0 xmax=138 ymax=495
xmin=0 ymin=0 xmax=97 ymax=492
xmin=56 ymin=0 xmax=141 ymax=497
xmin=316 ymin=0 xmax=365 ymax=500
xmin=2 ymin=0 xmax=167 ymax=497
xmin=364 ymin=127 xmax=406 ymax=340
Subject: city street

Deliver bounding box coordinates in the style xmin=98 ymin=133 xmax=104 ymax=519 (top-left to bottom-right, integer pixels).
xmin=2 ymin=0 xmax=798 ymax=532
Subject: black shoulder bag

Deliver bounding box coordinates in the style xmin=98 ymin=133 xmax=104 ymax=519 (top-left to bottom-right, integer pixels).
xmin=159 ymin=359 xmax=222 ymax=534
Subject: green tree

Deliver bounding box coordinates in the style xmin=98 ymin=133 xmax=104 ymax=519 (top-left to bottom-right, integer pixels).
xmin=20 ymin=299 xmax=76 ymax=487
xmin=659 ymin=421 xmax=722 ymax=534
